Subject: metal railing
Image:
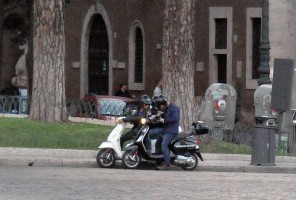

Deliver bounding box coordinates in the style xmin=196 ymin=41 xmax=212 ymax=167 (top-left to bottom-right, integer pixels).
xmin=0 ymin=96 xmax=137 ymax=120
xmin=0 ymin=95 xmax=28 ymax=115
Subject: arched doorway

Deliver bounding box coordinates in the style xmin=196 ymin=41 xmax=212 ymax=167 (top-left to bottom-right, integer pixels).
xmin=88 ymin=14 xmax=109 ymax=95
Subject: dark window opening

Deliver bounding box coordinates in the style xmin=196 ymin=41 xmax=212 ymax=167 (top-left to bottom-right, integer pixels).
xmin=134 ymin=27 xmax=143 ymax=83
xmin=252 ymin=18 xmax=261 ymax=79
xmin=88 ymin=14 xmax=109 ymax=95
xmin=217 ymin=54 xmax=227 ymax=83
xmin=215 ymin=18 xmax=227 ymax=49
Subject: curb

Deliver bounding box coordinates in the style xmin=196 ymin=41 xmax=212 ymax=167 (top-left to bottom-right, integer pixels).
xmin=197 ymin=165 xmax=296 ymax=174
xmin=0 ymin=147 xmax=97 ymax=158
xmin=2 ymin=157 xmax=296 ymax=174
xmin=0 ymin=147 xmax=296 ymax=173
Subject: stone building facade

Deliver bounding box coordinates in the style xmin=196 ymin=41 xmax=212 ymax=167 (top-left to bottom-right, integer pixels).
xmin=4 ymin=0 xmax=289 ymax=125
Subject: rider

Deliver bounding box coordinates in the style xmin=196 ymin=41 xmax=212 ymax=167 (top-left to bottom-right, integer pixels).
xmin=154 ymin=94 xmax=180 ymax=170
xmin=118 ymin=94 xmax=152 ymax=149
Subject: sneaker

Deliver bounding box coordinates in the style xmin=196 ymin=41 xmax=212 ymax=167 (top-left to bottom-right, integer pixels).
xmin=156 ymin=163 xmax=171 ymax=170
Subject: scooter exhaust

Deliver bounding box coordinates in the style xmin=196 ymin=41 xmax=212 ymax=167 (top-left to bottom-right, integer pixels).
xmin=173 ymin=155 xmax=195 ymax=166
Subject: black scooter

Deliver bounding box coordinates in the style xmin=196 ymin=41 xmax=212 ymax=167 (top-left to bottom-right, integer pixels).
xmin=121 ymin=117 xmax=208 ymax=171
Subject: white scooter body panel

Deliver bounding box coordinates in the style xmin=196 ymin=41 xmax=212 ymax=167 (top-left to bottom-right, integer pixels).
xmin=98 ymin=123 xmax=125 ymax=159
xmin=98 ymin=141 xmax=123 ymax=159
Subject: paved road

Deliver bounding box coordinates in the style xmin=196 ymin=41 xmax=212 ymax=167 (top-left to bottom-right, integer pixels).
xmin=1 ymin=166 xmax=296 ymax=200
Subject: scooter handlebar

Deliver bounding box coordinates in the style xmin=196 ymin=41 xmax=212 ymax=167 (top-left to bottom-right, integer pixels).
xmin=147 ymin=113 xmax=164 ymax=124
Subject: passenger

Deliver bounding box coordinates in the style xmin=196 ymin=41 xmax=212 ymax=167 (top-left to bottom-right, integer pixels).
xmin=154 ymin=94 xmax=180 ymax=170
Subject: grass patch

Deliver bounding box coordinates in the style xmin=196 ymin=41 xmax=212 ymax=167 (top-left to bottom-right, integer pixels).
xmin=199 ymin=139 xmax=252 ymax=154
xmin=0 ymin=118 xmax=260 ymax=155
xmin=0 ymin=118 xmax=114 ymax=150
xmin=0 ymin=118 xmax=253 ymax=154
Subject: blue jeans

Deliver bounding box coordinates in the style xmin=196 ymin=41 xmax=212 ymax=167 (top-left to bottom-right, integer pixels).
xmin=146 ymin=128 xmax=163 ymax=152
xmin=161 ymin=133 xmax=177 ymax=166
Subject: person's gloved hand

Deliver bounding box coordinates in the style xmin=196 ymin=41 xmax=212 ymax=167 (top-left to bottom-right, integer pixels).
xmin=116 ymin=117 xmax=125 ymax=124
xmin=159 ymin=117 xmax=164 ymax=123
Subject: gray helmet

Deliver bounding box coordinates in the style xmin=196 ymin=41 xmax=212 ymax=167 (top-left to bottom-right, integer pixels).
xmin=140 ymin=94 xmax=152 ymax=105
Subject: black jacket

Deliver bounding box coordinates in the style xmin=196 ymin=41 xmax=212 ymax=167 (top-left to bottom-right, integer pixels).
xmin=122 ymin=107 xmax=148 ymax=129
xmin=115 ymin=89 xmax=132 ymax=98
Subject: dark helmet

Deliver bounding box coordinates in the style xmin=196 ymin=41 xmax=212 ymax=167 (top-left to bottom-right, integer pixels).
xmin=155 ymin=94 xmax=167 ymax=107
xmin=140 ymin=94 xmax=152 ymax=105
xmin=151 ymin=95 xmax=159 ymax=106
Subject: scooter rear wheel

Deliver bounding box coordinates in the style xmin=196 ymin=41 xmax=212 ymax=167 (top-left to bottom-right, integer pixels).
xmin=181 ymin=153 xmax=198 ymax=171
xmin=122 ymin=149 xmax=141 ymax=169
xmin=96 ymin=148 xmax=116 ymax=168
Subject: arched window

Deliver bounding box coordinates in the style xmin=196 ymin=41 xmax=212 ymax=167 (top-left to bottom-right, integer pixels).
xmin=128 ymin=21 xmax=145 ymax=90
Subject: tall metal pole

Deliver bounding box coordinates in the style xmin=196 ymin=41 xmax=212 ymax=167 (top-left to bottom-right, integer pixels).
xmin=251 ymin=0 xmax=276 ymax=166
xmin=258 ymin=0 xmax=271 ymax=85
xmin=0 ymin=0 xmax=3 ymax=87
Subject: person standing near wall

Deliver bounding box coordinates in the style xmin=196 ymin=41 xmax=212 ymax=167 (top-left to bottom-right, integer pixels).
xmin=153 ymin=79 xmax=162 ymax=96
xmin=115 ymin=83 xmax=135 ymax=98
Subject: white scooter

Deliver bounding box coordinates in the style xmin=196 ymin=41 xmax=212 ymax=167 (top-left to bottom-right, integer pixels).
xmin=96 ymin=117 xmax=130 ymax=168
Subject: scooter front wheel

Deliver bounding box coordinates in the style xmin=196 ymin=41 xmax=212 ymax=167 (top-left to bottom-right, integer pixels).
xmin=96 ymin=148 xmax=116 ymax=168
xmin=122 ymin=149 xmax=141 ymax=169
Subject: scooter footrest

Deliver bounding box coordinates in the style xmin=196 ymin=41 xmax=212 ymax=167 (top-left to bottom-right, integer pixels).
xmin=149 ymin=154 xmax=164 ymax=159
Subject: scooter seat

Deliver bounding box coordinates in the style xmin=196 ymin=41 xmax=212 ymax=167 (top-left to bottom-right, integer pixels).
xmin=175 ymin=132 xmax=193 ymax=139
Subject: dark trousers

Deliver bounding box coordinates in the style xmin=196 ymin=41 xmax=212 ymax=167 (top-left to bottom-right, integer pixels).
xmin=155 ymin=133 xmax=177 ymax=166
xmin=120 ymin=129 xmax=138 ymax=148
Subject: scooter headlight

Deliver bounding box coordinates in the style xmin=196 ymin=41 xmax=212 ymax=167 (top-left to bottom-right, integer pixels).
xmin=140 ymin=118 xmax=147 ymax=125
